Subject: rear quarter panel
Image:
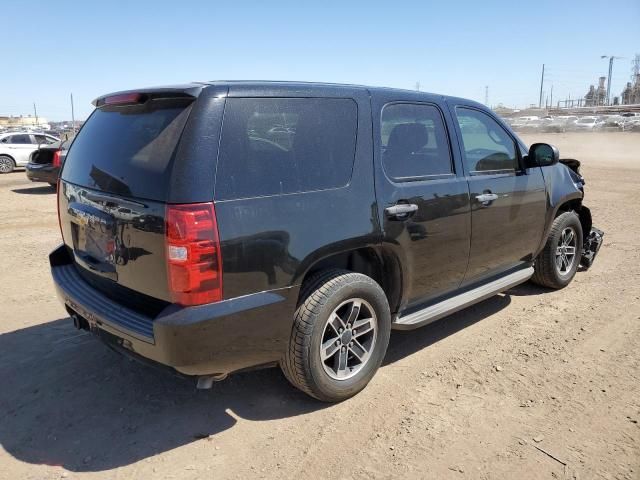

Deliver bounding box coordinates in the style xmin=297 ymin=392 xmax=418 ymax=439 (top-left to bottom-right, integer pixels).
xmin=214 ymin=87 xmax=379 ymax=299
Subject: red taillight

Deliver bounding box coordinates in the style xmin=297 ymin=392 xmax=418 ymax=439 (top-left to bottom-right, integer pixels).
xmin=52 ymin=150 xmax=62 ymax=168
xmin=165 ymin=202 xmax=223 ymax=306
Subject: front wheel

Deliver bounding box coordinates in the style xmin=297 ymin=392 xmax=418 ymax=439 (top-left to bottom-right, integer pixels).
xmin=281 ymin=270 xmax=391 ymax=402
xmin=532 ymin=211 xmax=583 ymax=289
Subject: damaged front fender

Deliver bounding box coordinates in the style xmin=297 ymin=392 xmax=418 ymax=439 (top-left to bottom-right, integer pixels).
xmin=538 ymin=160 xmax=604 ymax=270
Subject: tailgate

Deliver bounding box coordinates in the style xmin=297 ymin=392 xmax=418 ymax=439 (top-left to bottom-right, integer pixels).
xmin=57 ymin=92 xmax=199 ymax=313
xmin=59 ymin=182 xmax=171 ymax=312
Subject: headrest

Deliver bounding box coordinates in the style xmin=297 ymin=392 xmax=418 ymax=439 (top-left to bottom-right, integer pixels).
xmin=387 ymin=123 xmax=429 ymax=153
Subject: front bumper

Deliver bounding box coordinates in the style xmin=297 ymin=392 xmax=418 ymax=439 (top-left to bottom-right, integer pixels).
xmin=580 ymin=227 xmax=604 ymax=269
xmin=50 ymin=245 xmax=297 ymax=376
xmin=26 ymin=163 xmax=59 ymax=184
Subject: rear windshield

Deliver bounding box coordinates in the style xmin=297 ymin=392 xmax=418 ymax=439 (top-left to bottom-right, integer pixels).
xmin=215 ymin=97 xmax=357 ymax=200
xmin=61 ymin=98 xmax=193 ymax=201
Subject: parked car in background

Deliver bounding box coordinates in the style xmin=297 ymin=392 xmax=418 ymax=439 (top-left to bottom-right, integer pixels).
xmin=0 ymin=132 xmax=59 ymax=173
xmin=543 ymin=116 xmax=578 ymax=133
xmin=600 ymin=115 xmax=626 ymax=131
xmin=623 ymin=118 xmax=640 ymax=131
xmin=50 ymin=81 xmax=603 ymax=401
xmin=26 ymin=139 xmax=70 ymax=187
xmin=572 ymin=116 xmax=603 ymax=131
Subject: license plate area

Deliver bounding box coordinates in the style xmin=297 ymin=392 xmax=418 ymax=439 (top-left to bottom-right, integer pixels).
xmin=68 ymin=202 xmax=118 ymax=279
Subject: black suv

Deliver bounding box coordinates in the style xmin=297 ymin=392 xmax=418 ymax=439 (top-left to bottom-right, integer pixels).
xmin=50 ymin=82 xmax=603 ymax=401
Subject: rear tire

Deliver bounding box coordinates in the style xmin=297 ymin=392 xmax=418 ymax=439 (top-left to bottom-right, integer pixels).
xmin=0 ymin=156 xmax=15 ymax=174
xmin=532 ymin=211 xmax=583 ymax=289
xmin=281 ymin=270 xmax=391 ymax=402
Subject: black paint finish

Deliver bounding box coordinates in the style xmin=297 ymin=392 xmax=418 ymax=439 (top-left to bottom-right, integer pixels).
xmin=50 ymin=81 xmax=593 ymax=378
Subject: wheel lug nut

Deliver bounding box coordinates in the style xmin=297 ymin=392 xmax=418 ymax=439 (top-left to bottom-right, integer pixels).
xmin=352 ymin=329 xmax=357 ymax=335
xmin=349 ymin=342 xmax=354 ymax=347
xmin=335 ymin=340 xmax=340 ymax=346
xmin=342 ymin=346 xmax=346 ymax=352
xmin=339 ymin=328 xmax=343 ymax=333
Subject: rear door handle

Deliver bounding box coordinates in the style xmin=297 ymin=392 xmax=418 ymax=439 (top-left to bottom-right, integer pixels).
xmin=475 ymin=193 xmax=499 ymax=204
xmin=385 ymin=203 xmax=418 ymax=218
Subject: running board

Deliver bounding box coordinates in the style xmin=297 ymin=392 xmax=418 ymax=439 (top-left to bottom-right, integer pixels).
xmin=392 ymin=267 xmax=534 ymax=330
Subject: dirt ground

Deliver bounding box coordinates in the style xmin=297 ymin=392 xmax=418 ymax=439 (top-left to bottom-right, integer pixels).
xmin=0 ymin=132 xmax=638 ymax=480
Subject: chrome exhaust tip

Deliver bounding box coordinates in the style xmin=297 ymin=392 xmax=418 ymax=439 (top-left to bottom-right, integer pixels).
xmin=196 ymin=373 xmax=229 ymax=389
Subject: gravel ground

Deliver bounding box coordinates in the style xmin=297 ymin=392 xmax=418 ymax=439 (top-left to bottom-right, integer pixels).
xmin=0 ymin=132 xmax=638 ymax=480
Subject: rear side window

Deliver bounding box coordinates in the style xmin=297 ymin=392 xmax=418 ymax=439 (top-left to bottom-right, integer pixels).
xmin=381 ymin=103 xmax=453 ymax=180
xmin=215 ymin=98 xmax=357 ymax=200
xmin=35 ymin=135 xmax=56 ymax=144
xmin=8 ymin=134 xmax=33 ymax=144
xmin=61 ymin=98 xmax=193 ymax=200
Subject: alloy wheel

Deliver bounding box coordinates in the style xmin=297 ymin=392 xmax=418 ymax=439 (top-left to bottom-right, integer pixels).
xmin=0 ymin=158 xmax=12 ymax=173
xmin=555 ymin=227 xmax=577 ymax=275
xmin=320 ymin=298 xmax=378 ymax=380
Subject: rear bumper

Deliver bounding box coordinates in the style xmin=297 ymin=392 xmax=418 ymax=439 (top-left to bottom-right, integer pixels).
xmin=50 ymin=245 xmax=297 ymax=376
xmin=26 ymin=163 xmax=59 ymax=183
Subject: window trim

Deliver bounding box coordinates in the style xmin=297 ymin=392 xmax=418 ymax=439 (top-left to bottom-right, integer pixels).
xmin=379 ymin=101 xmax=456 ymax=184
xmin=454 ymin=106 xmax=523 ymax=177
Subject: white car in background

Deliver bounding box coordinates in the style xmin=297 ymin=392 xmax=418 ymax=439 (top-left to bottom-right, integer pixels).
xmin=572 ymin=116 xmax=604 ymax=131
xmin=0 ymin=132 xmax=59 ymax=173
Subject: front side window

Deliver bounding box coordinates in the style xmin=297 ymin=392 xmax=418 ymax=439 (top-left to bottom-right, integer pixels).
xmin=455 ymin=108 xmax=517 ymax=173
xmin=216 ymin=98 xmax=357 ymax=200
xmin=381 ymin=103 xmax=453 ymax=180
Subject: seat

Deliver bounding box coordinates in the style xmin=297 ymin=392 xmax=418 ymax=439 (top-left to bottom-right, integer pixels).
xmin=384 ymin=123 xmax=429 ymax=178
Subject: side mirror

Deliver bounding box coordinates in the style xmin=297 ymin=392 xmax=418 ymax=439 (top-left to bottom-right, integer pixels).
xmin=528 ymin=143 xmax=559 ymax=167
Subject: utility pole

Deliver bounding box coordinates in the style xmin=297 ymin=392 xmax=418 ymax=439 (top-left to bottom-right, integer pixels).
xmin=538 ymin=64 xmax=545 ymax=108
xmin=33 ymin=102 xmax=38 ymax=126
xmin=549 ymin=85 xmax=553 ymax=110
xmin=601 ymin=55 xmax=623 ymax=105
xmin=415 ymin=81 xmax=420 ymax=91
xmin=484 ymin=85 xmax=489 ymax=106
xmin=70 ymin=93 xmax=76 ymax=135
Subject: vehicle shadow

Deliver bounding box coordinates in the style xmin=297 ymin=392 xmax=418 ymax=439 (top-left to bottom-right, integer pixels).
xmin=505 ymin=282 xmax=553 ymax=297
xmin=384 ymin=293 xmax=511 ymax=365
xmin=11 ymin=185 xmax=56 ymax=195
xmin=0 ymin=294 xmax=512 ymax=472
xmin=0 ymin=318 xmax=325 ymax=472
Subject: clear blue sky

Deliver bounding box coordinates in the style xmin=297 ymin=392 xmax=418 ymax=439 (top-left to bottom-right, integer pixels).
xmin=3 ymin=0 xmax=639 ymax=121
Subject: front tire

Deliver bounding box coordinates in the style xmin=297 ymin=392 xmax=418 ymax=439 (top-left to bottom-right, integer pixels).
xmin=281 ymin=270 xmax=391 ymax=402
xmin=532 ymin=211 xmax=583 ymax=289
xmin=0 ymin=156 xmax=15 ymax=174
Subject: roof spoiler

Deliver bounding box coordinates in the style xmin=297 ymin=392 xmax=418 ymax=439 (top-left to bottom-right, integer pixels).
xmin=92 ymin=84 xmax=203 ymax=107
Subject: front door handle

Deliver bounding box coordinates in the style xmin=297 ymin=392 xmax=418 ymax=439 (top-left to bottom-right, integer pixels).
xmin=385 ymin=203 xmax=419 ymax=219
xmin=475 ymin=193 xmax=499 ymax=205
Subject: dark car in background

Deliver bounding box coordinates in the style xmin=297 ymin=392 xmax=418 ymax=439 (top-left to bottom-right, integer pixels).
xmin=26 ymin=140 xmax=69 ymax=187
xmin=49 ymin=82 xmax=603 ymax=402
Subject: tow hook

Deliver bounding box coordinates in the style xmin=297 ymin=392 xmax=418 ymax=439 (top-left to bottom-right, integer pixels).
xmin=197 ymin=373 xmax=229 ymax=389
xmin=580 ymin=227 xmax=604 ymax=269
